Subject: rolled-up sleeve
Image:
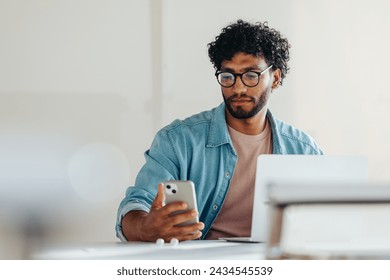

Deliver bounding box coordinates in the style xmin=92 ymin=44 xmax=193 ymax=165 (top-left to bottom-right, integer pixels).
xmin=115 ymin=127 xmax=180 ymax=241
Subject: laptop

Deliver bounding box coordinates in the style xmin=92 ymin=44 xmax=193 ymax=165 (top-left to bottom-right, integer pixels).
xmin=219 ymin=154 xmax=368 ymax=243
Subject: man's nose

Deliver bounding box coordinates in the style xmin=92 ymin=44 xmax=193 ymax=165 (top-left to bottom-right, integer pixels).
xmin=233 ymin=76 xmax=247 ymax=94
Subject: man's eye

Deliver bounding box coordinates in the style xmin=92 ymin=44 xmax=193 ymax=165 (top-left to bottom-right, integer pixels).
xmin=221 ymin=74 xmax=233 ymax=80
xmin=245 ymin=72 xmax=259 ymax=79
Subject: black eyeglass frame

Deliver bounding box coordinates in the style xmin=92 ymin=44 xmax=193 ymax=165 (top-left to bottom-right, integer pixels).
xmin=215 ymin=65 xmax=273 ymax=88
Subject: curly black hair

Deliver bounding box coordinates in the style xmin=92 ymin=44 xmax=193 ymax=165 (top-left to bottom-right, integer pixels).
xmin=208 ymin=19 xmax=290 ymax=85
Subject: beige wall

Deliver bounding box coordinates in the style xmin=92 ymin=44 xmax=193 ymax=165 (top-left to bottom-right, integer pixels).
xmin=1 ymin=0 xmax=390 ymax=258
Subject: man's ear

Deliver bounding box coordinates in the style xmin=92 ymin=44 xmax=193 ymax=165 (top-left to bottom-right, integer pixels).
xmin=271 ymin=68 xmax=282 ymax=90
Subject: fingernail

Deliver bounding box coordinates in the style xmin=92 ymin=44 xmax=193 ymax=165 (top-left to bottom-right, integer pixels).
xmin=182 ymin=202 xmax=188 ymax=208
xmin=198 ymin=223 xmax=204 ymax=230
xmin=191 ymin=210 xmax=198 ymax=217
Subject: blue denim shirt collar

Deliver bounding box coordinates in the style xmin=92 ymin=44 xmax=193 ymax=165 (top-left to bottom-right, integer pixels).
xmin=267 ymin=109 xmax=282 ymax=154
xmin=206 ymin=103 xmax=232 ymax=148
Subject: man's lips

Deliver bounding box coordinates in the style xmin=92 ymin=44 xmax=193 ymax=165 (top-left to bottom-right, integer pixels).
xmin=229 ymin=98 xmax=253 ymax=105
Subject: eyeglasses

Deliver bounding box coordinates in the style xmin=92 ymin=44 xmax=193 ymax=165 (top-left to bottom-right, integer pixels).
xmin=215 ymin=65 xmax=273 ymax=88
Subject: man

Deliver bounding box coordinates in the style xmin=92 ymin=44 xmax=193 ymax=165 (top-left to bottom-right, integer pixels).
xmin=116 ymin=19 xmax=323 ymax=242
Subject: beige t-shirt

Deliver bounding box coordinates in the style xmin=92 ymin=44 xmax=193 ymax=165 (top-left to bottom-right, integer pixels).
xmin=205 ymin=121 xmax=272 ymax=239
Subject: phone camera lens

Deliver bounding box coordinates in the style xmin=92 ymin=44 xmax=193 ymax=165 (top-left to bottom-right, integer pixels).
xmin=166 ymin=185 xmax=171 ymax=189
xmin=172 ymin=189 xmax=176 ymax=194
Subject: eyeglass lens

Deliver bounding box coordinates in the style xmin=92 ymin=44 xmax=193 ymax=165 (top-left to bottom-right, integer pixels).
xmin=217 ymin=71 xmax=259 ymax=87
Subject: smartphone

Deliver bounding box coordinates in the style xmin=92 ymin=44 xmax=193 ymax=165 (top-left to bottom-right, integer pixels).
xmin=162 ymin=180 xmax=199 ymax=226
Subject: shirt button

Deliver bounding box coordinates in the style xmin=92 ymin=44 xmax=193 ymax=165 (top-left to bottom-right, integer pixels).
xmin=225 ymin=172 xmax=230 ymax=178
xmin=213 ymin=204 xmax=218 ymax=210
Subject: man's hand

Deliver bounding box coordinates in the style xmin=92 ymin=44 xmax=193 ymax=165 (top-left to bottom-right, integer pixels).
xmin=122 ymin=183 xmax=205 ymax=242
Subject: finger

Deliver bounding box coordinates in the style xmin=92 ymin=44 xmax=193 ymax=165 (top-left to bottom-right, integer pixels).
xmin=182 ymin=222 xmax=204 ymax=232
xmin=170 ymin=221 xmax=204 ymax=235
xmin=158 ymin=223 xmax=204 ymax=242
xmin=174 ymin=231 xmax=203 ymax=242
xmin=159 ymin=201 xmax=188 ymax=217
xmin=151 ymin=183 xmax=165 ymax=210
xmin=183 ymin=231 xmax=203 ymax=241
xmin=166 ymin=209 xmax=198 ymax=226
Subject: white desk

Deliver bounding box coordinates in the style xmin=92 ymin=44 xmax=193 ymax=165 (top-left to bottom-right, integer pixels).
xmin=32 ymin=240 xmax=267 ymax=260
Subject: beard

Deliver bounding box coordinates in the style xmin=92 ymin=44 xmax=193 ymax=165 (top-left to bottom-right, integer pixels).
xmin=223 ymin=89 xmax=270 ymax=119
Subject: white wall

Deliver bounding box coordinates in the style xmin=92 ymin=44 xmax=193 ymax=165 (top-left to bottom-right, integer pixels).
xmin=0 ymin=0 xmax=155 ymax=258
xmin=1 ymin=0 xmax=390 ymax=258
xmin=161 ymin=0 xmax=390 ymax=182
xmin=290 ymin=0 xmax=390 ymax=182
xmin=160 ymin=0 xmax=295 ymax=126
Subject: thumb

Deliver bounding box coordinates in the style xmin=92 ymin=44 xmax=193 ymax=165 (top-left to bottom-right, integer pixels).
xmin=151 ymin=183 xmax=165 ymax=210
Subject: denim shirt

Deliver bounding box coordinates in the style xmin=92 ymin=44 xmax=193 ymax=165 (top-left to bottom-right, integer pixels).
xmin=116 ymin=103 xmax=323 ymax=241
